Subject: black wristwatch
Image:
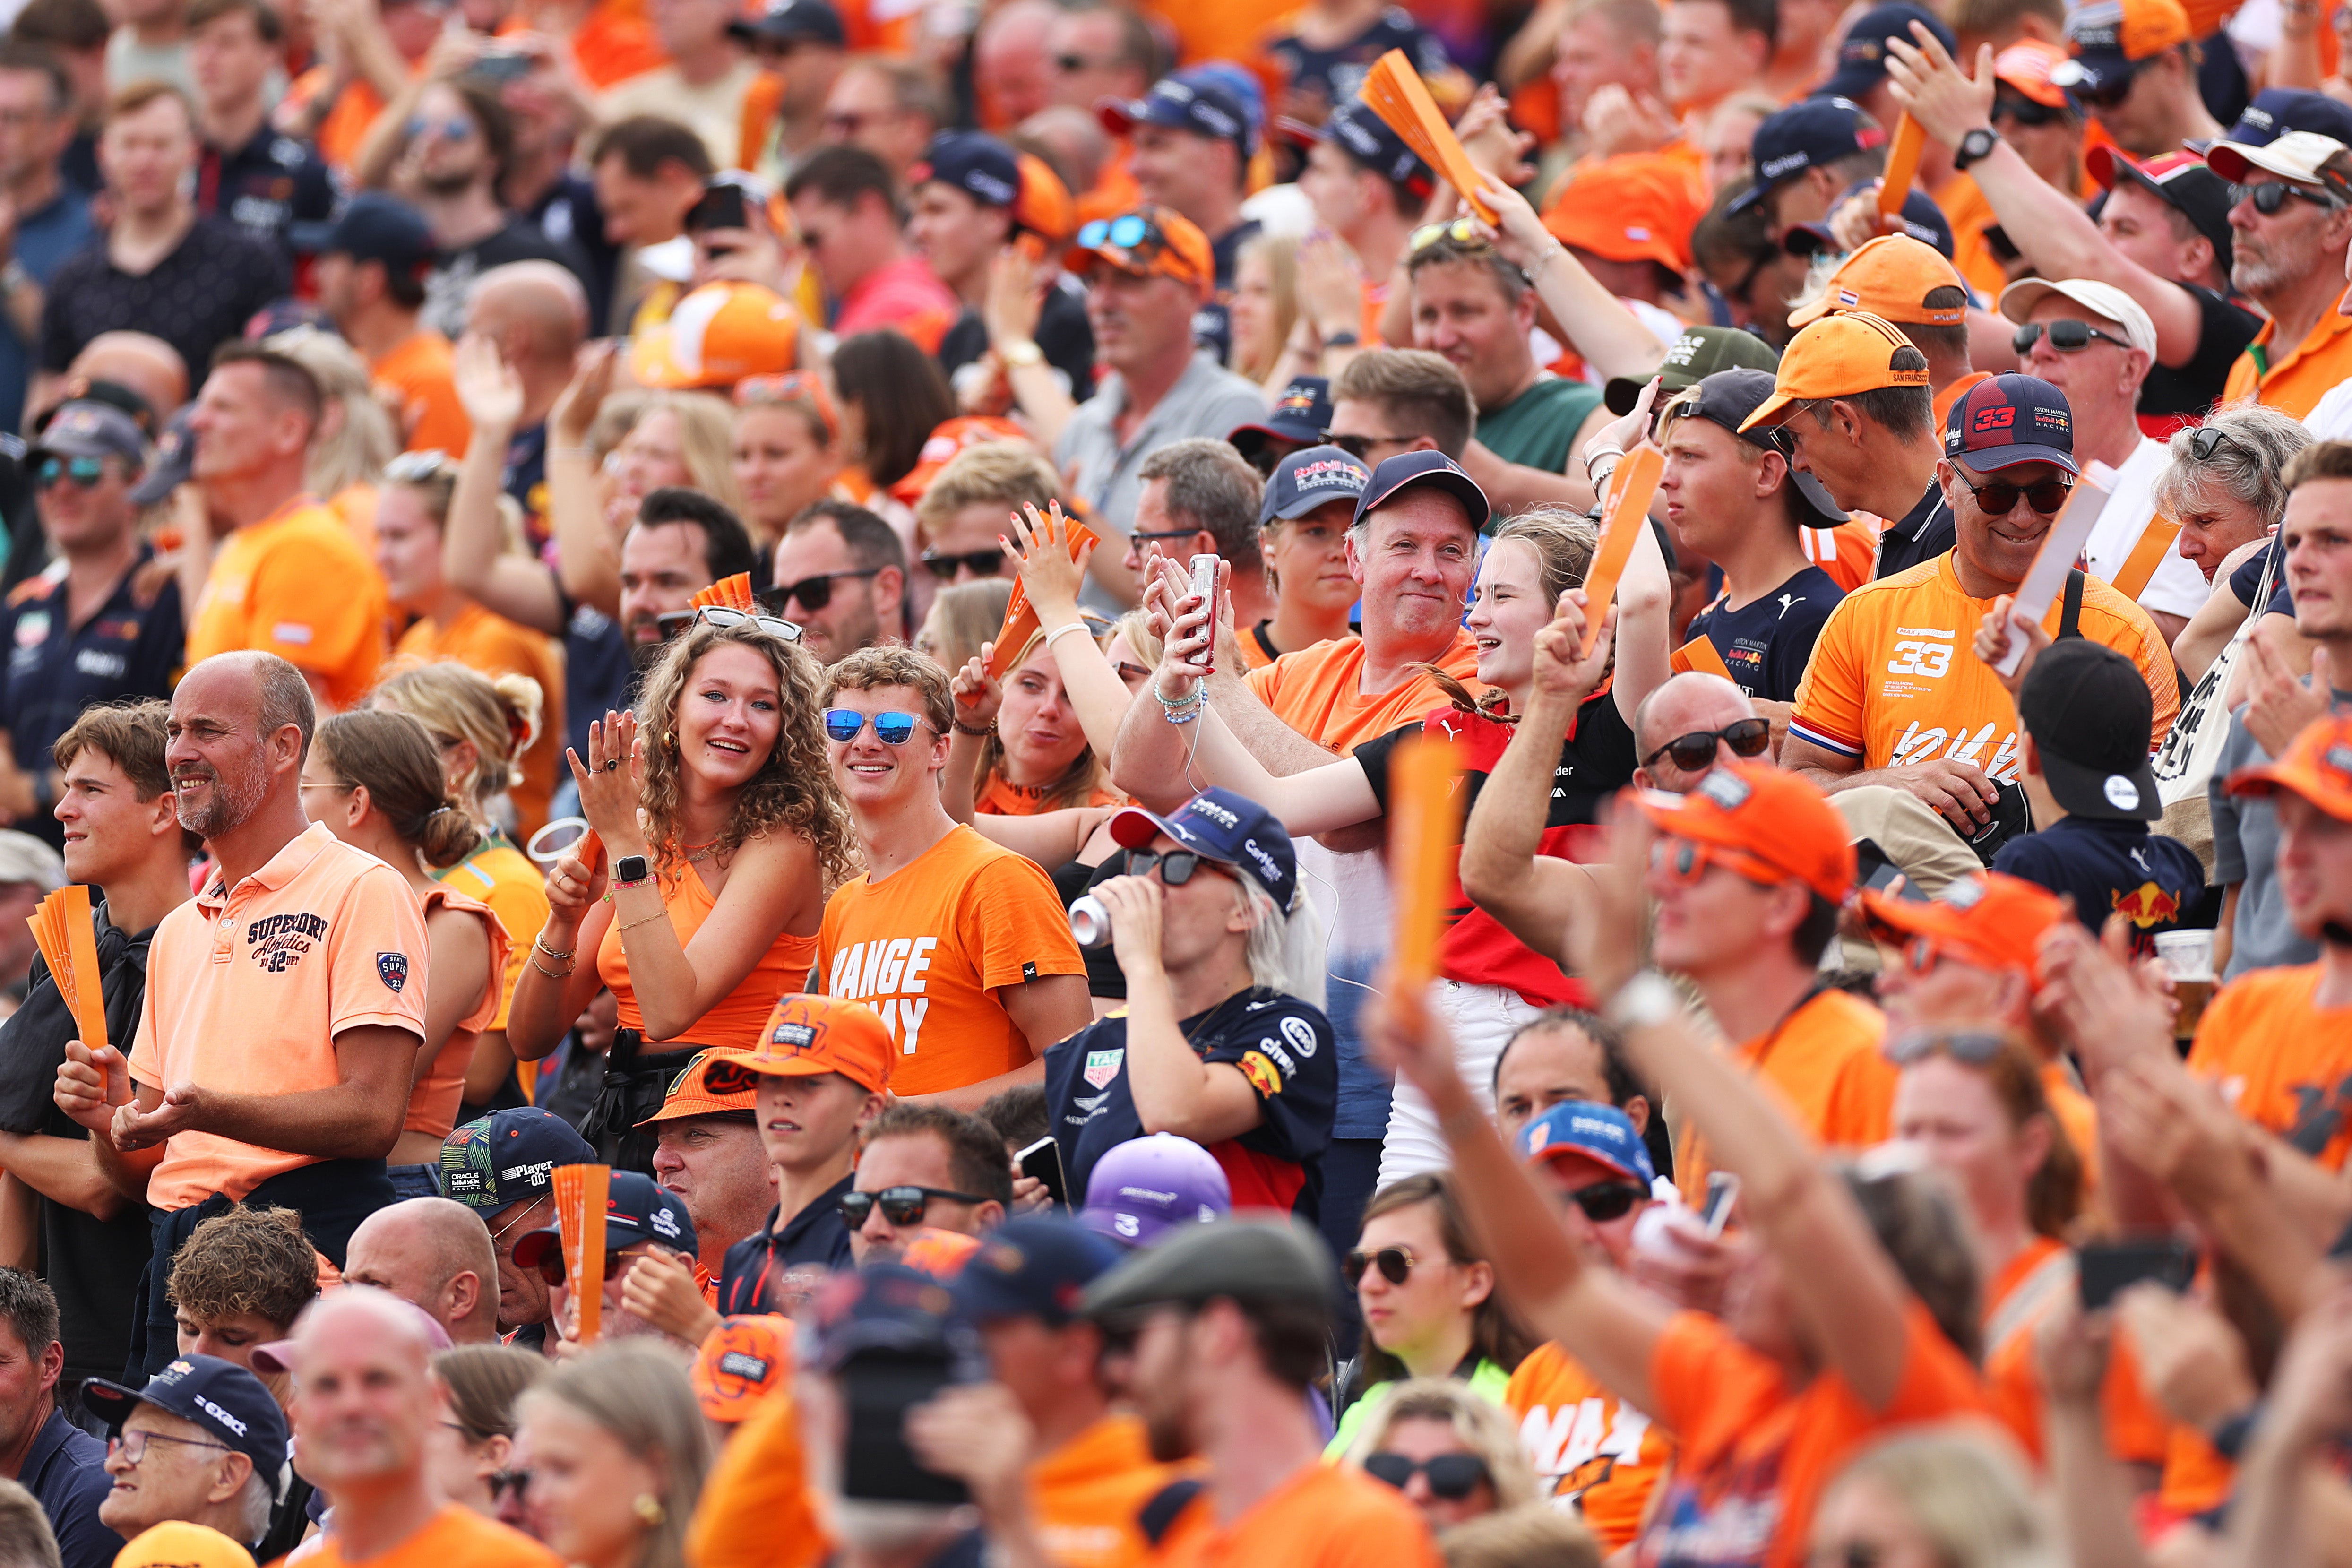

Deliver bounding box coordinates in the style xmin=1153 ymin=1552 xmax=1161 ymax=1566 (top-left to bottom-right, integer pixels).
xmin=612 ymin=854 xmax=651 ymax=888
xmin=1954 ymin=127 xmax=1999 ymax=171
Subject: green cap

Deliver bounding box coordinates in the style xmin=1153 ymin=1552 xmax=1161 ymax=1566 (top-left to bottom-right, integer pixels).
xmin=1079 ymin=1216 xmax=1339 ymax=1319
xmin=1604 ymin=326 xmax=1782 ymax=415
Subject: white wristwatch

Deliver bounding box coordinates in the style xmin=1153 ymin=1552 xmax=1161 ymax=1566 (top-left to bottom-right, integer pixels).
xmin=1605 ymin=971 xmax=1679 ymax=1031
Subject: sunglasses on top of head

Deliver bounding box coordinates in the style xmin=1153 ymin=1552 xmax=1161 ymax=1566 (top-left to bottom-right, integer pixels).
xmin=655 ymin=604 xmax=803 ymax=642
xmin=1955 ymin=470 xmax=2073 ymax=517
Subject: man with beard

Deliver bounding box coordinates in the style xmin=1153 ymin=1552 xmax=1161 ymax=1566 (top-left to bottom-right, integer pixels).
xmin=1078 ymin=1218 xmax=1445 ymax=1564
xmin=2208 ymin=133 xmax=2352 ymax=420
xmin=396 ymin=78 xmax=590 ymax=341
xmin=179 ymin=345 xmax=387 ymax=712
xmin=512 ymin=1171 xmax=706 ymax=1348
xmin=52 ymin=650 xmax=431 ymax=1377
xmin=283 ymin=1289 xmax=558 ymax=1568
xmin=617 ymin=489 xmax=759 ymax=668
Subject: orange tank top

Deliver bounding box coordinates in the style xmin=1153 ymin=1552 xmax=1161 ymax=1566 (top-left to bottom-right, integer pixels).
xmin=597 ymin=862 xmax=819 ymax=1049
xmin=404 ymin=883 xmax=511 ymax=1139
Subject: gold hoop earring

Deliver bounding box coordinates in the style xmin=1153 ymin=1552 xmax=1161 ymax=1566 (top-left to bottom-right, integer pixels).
xmin=633 ymin=1493 xmax=666 ymax=1526
xmin=663 ymin=732 xmax=677 ymax=751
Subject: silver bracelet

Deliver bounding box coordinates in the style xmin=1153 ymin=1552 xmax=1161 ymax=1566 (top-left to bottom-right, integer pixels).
xmin=1583 ymin=445 xmax=1626 ymax=479
xmin=1604 ymin=971 xmax=1679 ymax=1031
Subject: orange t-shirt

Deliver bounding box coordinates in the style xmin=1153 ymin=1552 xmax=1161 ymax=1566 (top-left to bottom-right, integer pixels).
xmin=436 ymin=838 xmax=549 ymax=1100
xmin=188 ymin=495 xmax=389 ymax=710
xmin=371 ymin=330 xmax=469 ymax=457
xmin=1032 ymin=1413 xmax=1206 ymax=1568
xmin=1788 ymin=552 xmax=2179 ymax=780
xmin=1675 ymin=987 xmax=1896 ymax=1205
xmin=1639 ymin=1301 xmax=1992 ymax=1568
xmin=686 ymin=1382 xmax=830 ymax=1568
xmin=1931 ymin=371 xmax=1995 ymax=431
xmin=1245 ymin=629 xmax=1482 ymax=755
xmin=403 ymin=882 xmax=510 ymax=1141
xmin=1157 ymin=1456 xmax=1444 ymax=1568
xmin=569 ymin=0 xmax=671 ymax=89
xmin=392 ymin=602 xmax=567 ymax=838
xmin=294 ymin=1502 xmax=562 ymax=1568
xmin=816 ymin=824 xmax=1086 ymax=1095
xmin=2223 ymin=291 xmax=2352 ymax=420
xmin=1503 ymin=1341 xmax=1672 ymax=1549
xmin=1981 ymin=1237 xmax=2170 ymax=1467
xmin=974 ymin=773 xmax=1123 ymax=816
xmin=598 ymin=861 xmax=818 ymax=1050
xmin=1801 ymin=522 xmax=1878 ymax=595
xmin=2186 ymin=963 xmax=2352 ymax=1170
xmin=129 ymin=823 xmax=430 ymax=1210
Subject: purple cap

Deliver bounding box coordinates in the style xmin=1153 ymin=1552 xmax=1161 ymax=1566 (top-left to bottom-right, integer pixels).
xmin=1079 ymin=1133 xmax=1232 ymax=1248
xmin=1519 ymin=1101 xmax=1657 ymax=1187
xmin=1943 ymin=373 xmax=2079 ymax=476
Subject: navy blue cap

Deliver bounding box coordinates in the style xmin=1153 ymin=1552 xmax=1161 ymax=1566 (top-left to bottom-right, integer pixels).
xmin=950 ymin=1216 xmax=1120 ymax=1326
xmin=1818 ymin=4 xmax=1956 ymax=101
xmin=126 ymin=404 xmax=192 ymax=508
xmin=512 ymin=1169 xmax=697 ymax=1270
xmin=31 ymin=399 xmax=146 ymax=464
xmin=290 ymin=191 xmax=434 ymax=270
xmin=912 ymin=130 xmax=1022 ymax=209
xmin=1108 ymin=787 xmax=1299 ymax=914
xmin=1731 ymin=98 xmax=1887 ymax=214
xmin=1260 ymin=444 xmax=1369 ymax=526
xmin=1230 ymin=377 xmax=1333 ymax=462
xmin=815 ymin=1262 xmax=961 ymax=1372
xmin=83 ymin=1355 xmax=290 ymax=1496
xmin=729 ymin=0 xmax=844 ymax=45
xmin=1785 ymin=180 xmax=1954 ymax=259
xmin=1098 ymin=70 xmax=1257 ymax=154
xmin=1355 ymin=448 xmax=1488 ymax=533
xmin=1520 ymin=1101 xmax=1657 ymax=1188
xmin=1275 ymin=99 xmax=1431 ymax=193
xmin=1665 ymin=369 xmax=1850 ymax=527
xmin=2222 ymin=87 xmax=2352 ymax=149
xmin=439 ymin=1107 xmax=594 ymax=1213
xmin=1944 ymin=372 xmax=2079 ymax=475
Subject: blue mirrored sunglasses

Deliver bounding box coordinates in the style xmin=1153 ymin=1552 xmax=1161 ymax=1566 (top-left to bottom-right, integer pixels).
xmin=822 ymin=709 xmax=930 ymax=744
xmin=1077 ymin=214 xmax=1152 ymax=250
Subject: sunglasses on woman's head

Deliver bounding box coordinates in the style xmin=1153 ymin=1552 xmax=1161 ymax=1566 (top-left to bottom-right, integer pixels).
xmin=693 ymin=604 xmax=801 ymax=640
xmin=2190 ymin=425 xmax=2242 ymax=463
xmin=1641 ymin=717 xmax=1771 ymax=771
xmin=1361 ymin=1451 xmax=1492 ymax=1499
xmin=1342 ymin=1245 xmax=1418 ymax=1287
xmin=921 ymin=548 xmax=1009 ymax=580
xmin=34 ymin=455 xmax=105 ymax=491
xmin=1127 ymin=848 xmax=1233 ymax=889
xmin=2011 ymin=319 xmax=2130 ymax=355
xmin=822 ymin=709 xmax=931 ymax=744
xmin=1955 ymin=470 xmax=2073 ymax=517
xmin=383 ymin=449 xmax=457 ymax=483
xmin=1566 ymin=1180 xmax=1647 ymax=1222
xmin=839 ymin=1184 xmax=994 ymax=1228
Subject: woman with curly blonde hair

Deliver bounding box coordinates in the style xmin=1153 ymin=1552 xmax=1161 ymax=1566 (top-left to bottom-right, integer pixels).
xmin=506 ymin=615 xmax=856 ymax=1168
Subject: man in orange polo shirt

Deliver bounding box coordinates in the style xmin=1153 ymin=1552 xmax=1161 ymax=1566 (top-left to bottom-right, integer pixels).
xmin=313 ymin=193 xmax=466 ymax=456
xmin=1080 ymin=1218 xmax=1445 ymax=1568
xmin=2207 ymin=133 xmax=2352 ymax=420
xmin=53 ymin=651 xmax=429 ymax=1377
xmin=907 ymin=1215 xmax=1206 ymax=1568
xmin=181 ymin=345 xmax=388 ymax=711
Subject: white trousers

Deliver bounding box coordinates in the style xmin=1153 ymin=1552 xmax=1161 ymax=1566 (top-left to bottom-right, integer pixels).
xmin=1377 ymin=979 xmax=1544 ymax=1190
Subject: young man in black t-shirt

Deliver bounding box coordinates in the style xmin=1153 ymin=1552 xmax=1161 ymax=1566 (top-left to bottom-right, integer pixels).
xmin=1043 ymin=788 xmax=1335 ymax=1220
xmin=1661 ymin=368 xmax=1848 ymax=706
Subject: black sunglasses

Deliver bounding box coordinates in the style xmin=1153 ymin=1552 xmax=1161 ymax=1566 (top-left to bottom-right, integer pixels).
xmin=2191 ymin=425 xmax=2242 ymax=463
xmin=1642 ymin=716 xmax=1771 ymax=771
xmin=1567 ymin=1181 xmax=1648 ymax=1222
xmin=2231 ymin=179 xmax=2344 ymax=215
xmin=535 ymin=1246 xmax=628 ymax=1288
xmin=489 ymin=1469 xmax=533 ymax=1502
xmin=1991 ymin=92 xmax=2067 ymax=127
xmin=1320 ymin=431 xmax=1414 ymax=462
xmin=921 ymin=548 xmax=1008 ymax=580
xmin=840 ymin=1184 xmax=994 ymax=1228
xmin=2012 ymin=319 xmax=2130 ymax=355
xmin=1128 ymin=848 xmax=1234 ymax=888
xmin=1342 ymin=1245 xmax=1419 ymax=1287
xmin=1956 ymin=470 xmax=2073 ymax=517
xmin=2070 ymin=67 xmax=2137 ymax=110
xmin=1362 ymin=1450 xmax=1493 ymax=1500
xmin=771 ymin=568 xmax=881 ymax=612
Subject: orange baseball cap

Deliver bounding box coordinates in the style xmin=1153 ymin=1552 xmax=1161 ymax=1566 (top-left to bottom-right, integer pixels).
xmin=2228 ymin=713 xmax=2352 ymax=821
xmin=692 ymin=1314 xmax=793 ymax=1422
xmin=630 ymin=282 xmax=799 ymax=390
xmin=698 ymin=994 xmax=893 ymax=1096
xmin=1788 ymin=235 xmax=1968 ymax=331
xmin=1635 ymin=762 xmax=1856 ymax=905
xmin=1859 ymin=870 xmax=2070 ymax=977
xmin=1542 ymin=153 xmax=1706 ymax=274
xmin=113 ymin=1523 xmax=256 ymax=1568
xmin=1993 ymin=40 xmax=2073 ymax=109
xmin=899 ymin=1227 xmax=983 ymax=1279
xmin=1065 ymin=207 xmax=1215 ymax=301
xmin=1740 ymin=311 xmax=1927 ymax=432
xmin=636 ymin=1048 xmax=757 ymax=1127
xmin=888 ymin=415 xmax=1031 ymax=503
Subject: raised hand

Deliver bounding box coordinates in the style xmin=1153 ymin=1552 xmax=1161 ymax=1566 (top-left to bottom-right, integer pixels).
xmin=1088 ymin=874 xmax=1166 ymax=979
xmin=1531 ymin=591 xmax=1613 ymax=706
xmin=1883 ymin=26 xmax=1998 ymax=148
xmin=452 ymin=332 xmax=525 ymax=433
xmin=567 ymin=710 xmax=646 ymax=848
xmin=1007 ymin=501 xmax=1091 ymax=625
xmin=951 ymin=644 xmax=1005 ymax=725
xmin=549 ymin=340 xmax=620 ymax=448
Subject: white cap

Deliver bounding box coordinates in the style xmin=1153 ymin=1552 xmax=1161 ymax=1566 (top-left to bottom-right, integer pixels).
xmin=2207 ymin=129 xmax=2352 ymax=192
xmin=0 ymin=832 xmax=64 ymax=892
xmin=1997 ymin=276 xmax=2159 ymax=359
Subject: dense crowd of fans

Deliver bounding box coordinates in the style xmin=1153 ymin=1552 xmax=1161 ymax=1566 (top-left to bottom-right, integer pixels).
xmin=0 ymin=0 xmax=2341 ymax=1561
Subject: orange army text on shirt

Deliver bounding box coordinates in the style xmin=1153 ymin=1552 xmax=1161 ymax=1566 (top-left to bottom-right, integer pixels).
xmin=187 ymin=495 xmax=389 ymax=709
xmin=1787 ymin=553 xmax=2178 ymax=779
xmin=129 ymin=821 xmax=429 ymax=1210
xmin=815 ymin=824 xmax=1084 ymax=1096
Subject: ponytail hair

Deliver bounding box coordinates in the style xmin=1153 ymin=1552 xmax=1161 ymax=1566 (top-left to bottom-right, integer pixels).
xmin=367 ymin=659 xmax=543 ymax=816
xmin=315 ymin=709 xmax=483 ymax=869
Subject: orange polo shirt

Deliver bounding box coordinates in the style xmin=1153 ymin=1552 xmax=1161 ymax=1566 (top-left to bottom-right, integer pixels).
xmin=1031 ymin=1413 xmax=1205 ymax=1568
xmin=2221 ymin=290 xmax=2352 ymax=419
xmin=393 ymin=602 xmax=566 ymax=837
xmin=1156 ymin=1458 xmax=1445 ymax=1568
xmin=188 ymin=495 xmax=388 ymax=709
xmin=371 ymin=330 xmax=470 ymax=457
xmin=129 ymin=823 xmax=429 ymax=1211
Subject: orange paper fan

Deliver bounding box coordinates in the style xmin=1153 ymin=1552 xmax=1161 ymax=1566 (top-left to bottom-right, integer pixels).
xmin=1360 ymin=50 xmax=1497 ymax=223
xmin=1579 ymin=446 xmax=1665 ymax=657
xmin=1388 ymin=733 xmax=1465 ymax=991
xmin=963 ymin=513 xmax=1100 ymax=702
xmin=692 ymin=574 xmax=757 ymax=612
xmin=1879 ymin=113 xmax=1926 ymax=217
xmin=552 ymin=1163 xmax=611 ymax=1345
xmin=28 ymin=885 xmax=103 ymax=1050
